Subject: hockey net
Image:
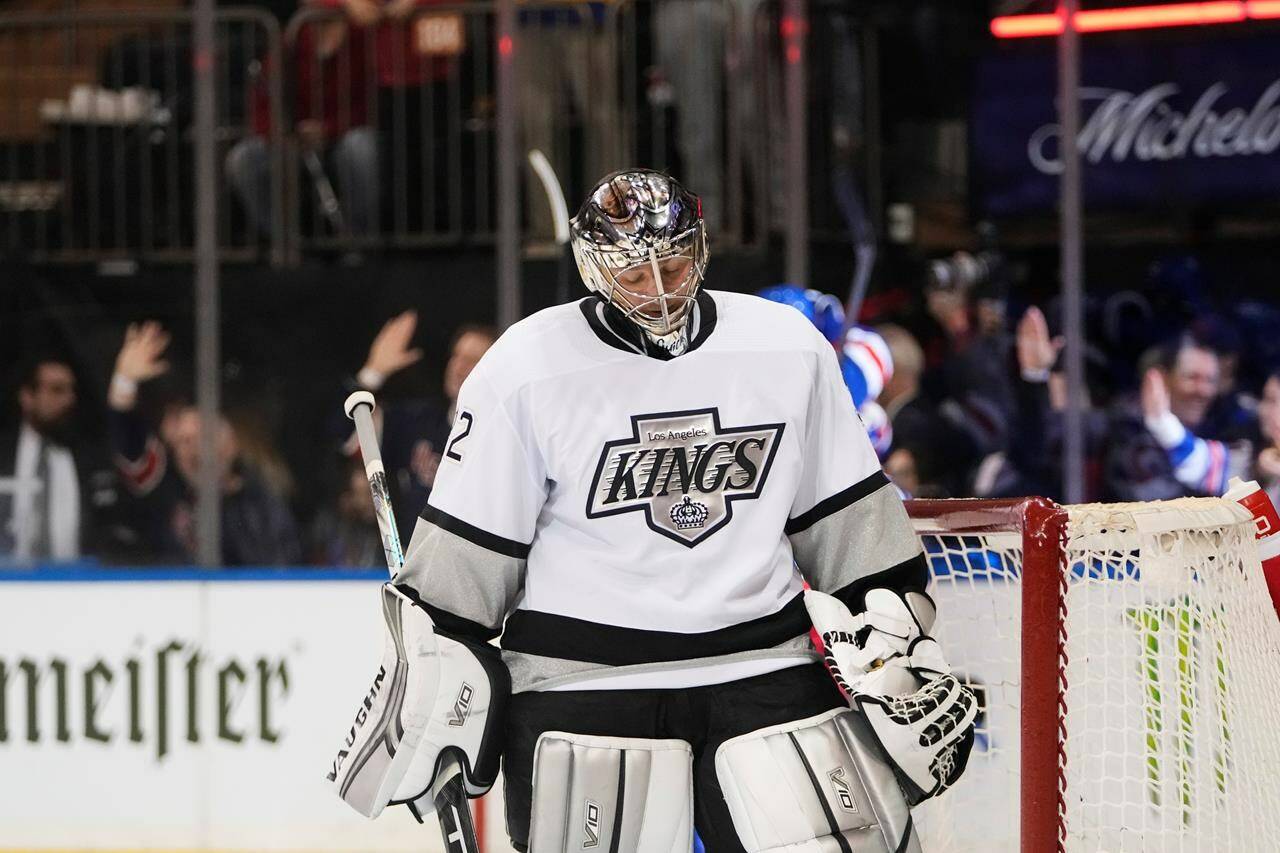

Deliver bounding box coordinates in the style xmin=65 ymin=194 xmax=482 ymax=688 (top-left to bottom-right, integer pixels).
xmin=907 ymin=497 xmax=1280 ymax=853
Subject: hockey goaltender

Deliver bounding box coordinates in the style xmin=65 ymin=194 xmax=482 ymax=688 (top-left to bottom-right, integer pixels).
xmin=327 ymin=170 xmax=977 ymax=853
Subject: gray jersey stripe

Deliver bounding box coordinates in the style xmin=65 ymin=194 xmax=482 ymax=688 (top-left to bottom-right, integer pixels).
xmin=786 ymin=470 xmax=891 ymax=535
xmin=397 ymin=516 xmax=526 ymax=640
xmin=503 ymin=634 xmax=819 ymax=693
xmin=420 ymin=503 xmax=531 ymax=559
xmin=788 ymin=482 xmax=924 ymax=596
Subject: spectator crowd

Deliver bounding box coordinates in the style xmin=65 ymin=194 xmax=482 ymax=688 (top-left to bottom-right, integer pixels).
xmin=848 ymin=254 xmax=1280 ymax=509
xmin=3 ymin=3 xmax=1279 ymax=569
xmin=757 ymin=246 xmax=1280 ymax=522
xmin=5 ymin=246 xmax=1280 ymax=570
xmin=0 ymin=310 xmax=495 ymax=569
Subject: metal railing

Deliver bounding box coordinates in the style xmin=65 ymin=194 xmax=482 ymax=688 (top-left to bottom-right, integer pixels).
xmin=281 ymin=2 xmax=612 ymax=253
xmin=608 ymin=0 xmax=882 ymax=255
xmin=0 ymin=7 xmax=284 ymax=265
xmin=606 ymin=0 xmax=766 ymax=249
xmin=281 ymin=1 xmax=771 ymax=254
xmin=0 ymin=1 xmax=878 ymax=265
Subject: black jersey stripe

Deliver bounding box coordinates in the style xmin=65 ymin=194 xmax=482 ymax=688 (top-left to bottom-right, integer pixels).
xmin=578 ymin=291 xmax=719 ymax=360
xmin=501 ymin=553 xmax=928 ymax=667
xmin=420 ymin=504 xmax=532 ymax=560
xmin=580 ymin=298 xmax=644 ymax=356
xmin=828 ymin=554 xmax=930 ymax=613
xmin=784 ymin=470 xmax=891 ymax=536
xmin=687 ymin=289 xmax=718 ymax=350
xmin=501 ymin=593 xmax=811 ymax=666
xmin=396 ymin=582 xmax=502 ymax=643
xmin=893 ymin=816 xmax=917 ymax=853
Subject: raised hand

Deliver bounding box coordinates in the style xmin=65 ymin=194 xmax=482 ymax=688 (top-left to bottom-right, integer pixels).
xmin=1257 ymin=447 xmax=1280 ymax=481
xmin=1141 ymin=366 xmax=1171 ymax=422
xmin=1015 ymin=306 xmax=1063 ymax=376
xmin=362 ymin=310 xmax=424 ymax=382
xmin=115 ymin=321 xmax=172 ymax=383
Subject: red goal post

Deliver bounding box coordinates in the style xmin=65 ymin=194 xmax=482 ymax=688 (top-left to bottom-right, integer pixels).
xmin=906 ymin=496 xmax=1280 ymax=853
xmin=906 ymin=498 xmax=1065 ymax=852
xmin=906 ymin=498 xmax=1067 ymax=852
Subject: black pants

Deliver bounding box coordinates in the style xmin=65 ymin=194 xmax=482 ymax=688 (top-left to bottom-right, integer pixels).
xmin=503 ymin=662 xmax=845 ymax=853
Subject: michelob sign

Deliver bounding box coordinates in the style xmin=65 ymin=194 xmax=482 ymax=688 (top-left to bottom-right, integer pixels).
xmin=972 ymin=34 xmax=1280 ymax=214
xmin=0 ymin=569 xmax=437 ymax=851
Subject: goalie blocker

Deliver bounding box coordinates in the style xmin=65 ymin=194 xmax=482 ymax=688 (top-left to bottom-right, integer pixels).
xmin=328 ymin=584 xmax=510 ymax=819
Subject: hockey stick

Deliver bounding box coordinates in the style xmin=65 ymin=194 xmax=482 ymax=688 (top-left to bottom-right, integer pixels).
xmin=344 ymin=391 xmax=482 ymax=853
xmin=527 ymin=149 xmax=573 ymax=305
xmin=832 ymin=163 xmax=877 ymax=336
xmin=302 ymin=148 xmax=346 ymax=236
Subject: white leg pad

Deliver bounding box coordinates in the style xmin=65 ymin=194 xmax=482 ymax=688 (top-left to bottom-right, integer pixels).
xmin=529 ymin=732 xmax=693 ymax=853
xmin=715 ymin=709 xmax=921 ymax=853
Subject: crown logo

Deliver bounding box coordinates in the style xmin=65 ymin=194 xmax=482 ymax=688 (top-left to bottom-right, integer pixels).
xmin=669 ymin=496 xmax=709 ymax=530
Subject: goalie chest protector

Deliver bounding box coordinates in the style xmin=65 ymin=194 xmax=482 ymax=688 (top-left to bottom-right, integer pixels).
xmin=415 ymin=290 xmax=894 ymax=690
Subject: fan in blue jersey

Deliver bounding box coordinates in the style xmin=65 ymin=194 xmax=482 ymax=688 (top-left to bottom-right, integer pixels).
xmin=755 ymin=284 xmax=846 ymax=344
xmin=758 ymin=285 xmax=895 ymax=459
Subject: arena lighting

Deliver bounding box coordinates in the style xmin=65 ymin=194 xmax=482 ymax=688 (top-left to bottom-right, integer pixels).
xmin=991 ymin=1 xmax=1280 ymax=38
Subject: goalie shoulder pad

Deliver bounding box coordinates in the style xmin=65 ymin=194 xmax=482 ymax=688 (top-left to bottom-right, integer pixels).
xmin=328 ymin=584 xmax=510 ymax=819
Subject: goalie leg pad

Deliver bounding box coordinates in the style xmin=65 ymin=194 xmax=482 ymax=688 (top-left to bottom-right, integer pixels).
xmin=528 ymin=732 xmax=693 ymax=853
xmin=715 ymin=708 xmax=921 ymax=853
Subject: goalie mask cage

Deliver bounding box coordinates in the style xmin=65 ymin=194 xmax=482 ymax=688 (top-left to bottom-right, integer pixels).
xmin=906 ymin=497 xmax=1280 ymax=853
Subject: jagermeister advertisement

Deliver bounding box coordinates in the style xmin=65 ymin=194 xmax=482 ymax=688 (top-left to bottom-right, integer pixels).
xmin=0 ymin=573 xmax=442 ymax=851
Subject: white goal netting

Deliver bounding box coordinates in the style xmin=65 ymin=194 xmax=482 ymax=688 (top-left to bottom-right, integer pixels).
xmin=911 ymin=498 xmax=1280 ymax=853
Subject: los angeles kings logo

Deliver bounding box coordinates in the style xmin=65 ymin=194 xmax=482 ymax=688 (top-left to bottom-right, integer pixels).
xmin=586 ymin=408 xmax=784 ymax=547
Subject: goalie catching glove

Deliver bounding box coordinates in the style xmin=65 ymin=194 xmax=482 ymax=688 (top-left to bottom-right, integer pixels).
xmin=805 ymin=587 xmax=976 ymax=805
xmin=326 ymin=584 xmax=510 ymax=819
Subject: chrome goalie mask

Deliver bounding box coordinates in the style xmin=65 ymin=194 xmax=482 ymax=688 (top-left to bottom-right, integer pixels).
xmin=570 ymin=170 xmax=709 ymax=345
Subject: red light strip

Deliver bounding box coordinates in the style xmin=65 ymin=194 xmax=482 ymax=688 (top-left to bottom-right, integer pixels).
xmin=991 ymin=12 xmax=1064 ymax=37
xmin=1080 ymin=2 xmax=1244 ymax=31
xmin=991 ymin=1 xmax=1280 ymax=38
xmin=1246 ymin=0 xmax=1280 ymax=16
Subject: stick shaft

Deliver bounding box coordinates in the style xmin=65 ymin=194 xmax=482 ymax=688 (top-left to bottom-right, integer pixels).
xmin=433 ymin=755 xmax=482 ymax=853
xmin=349 ymin=402 xmax=405 ymax=575
xmin=833 ymin=165 xmax=877 ymax=334
xmin=347 ymin=399 xmax=482 ymax=853
xmin=527 ymin=148 xmax=570 ymax=244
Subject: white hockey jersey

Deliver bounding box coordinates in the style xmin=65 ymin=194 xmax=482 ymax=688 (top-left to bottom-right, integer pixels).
xmin=398 ymin=290 xmax=927 ymax=693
